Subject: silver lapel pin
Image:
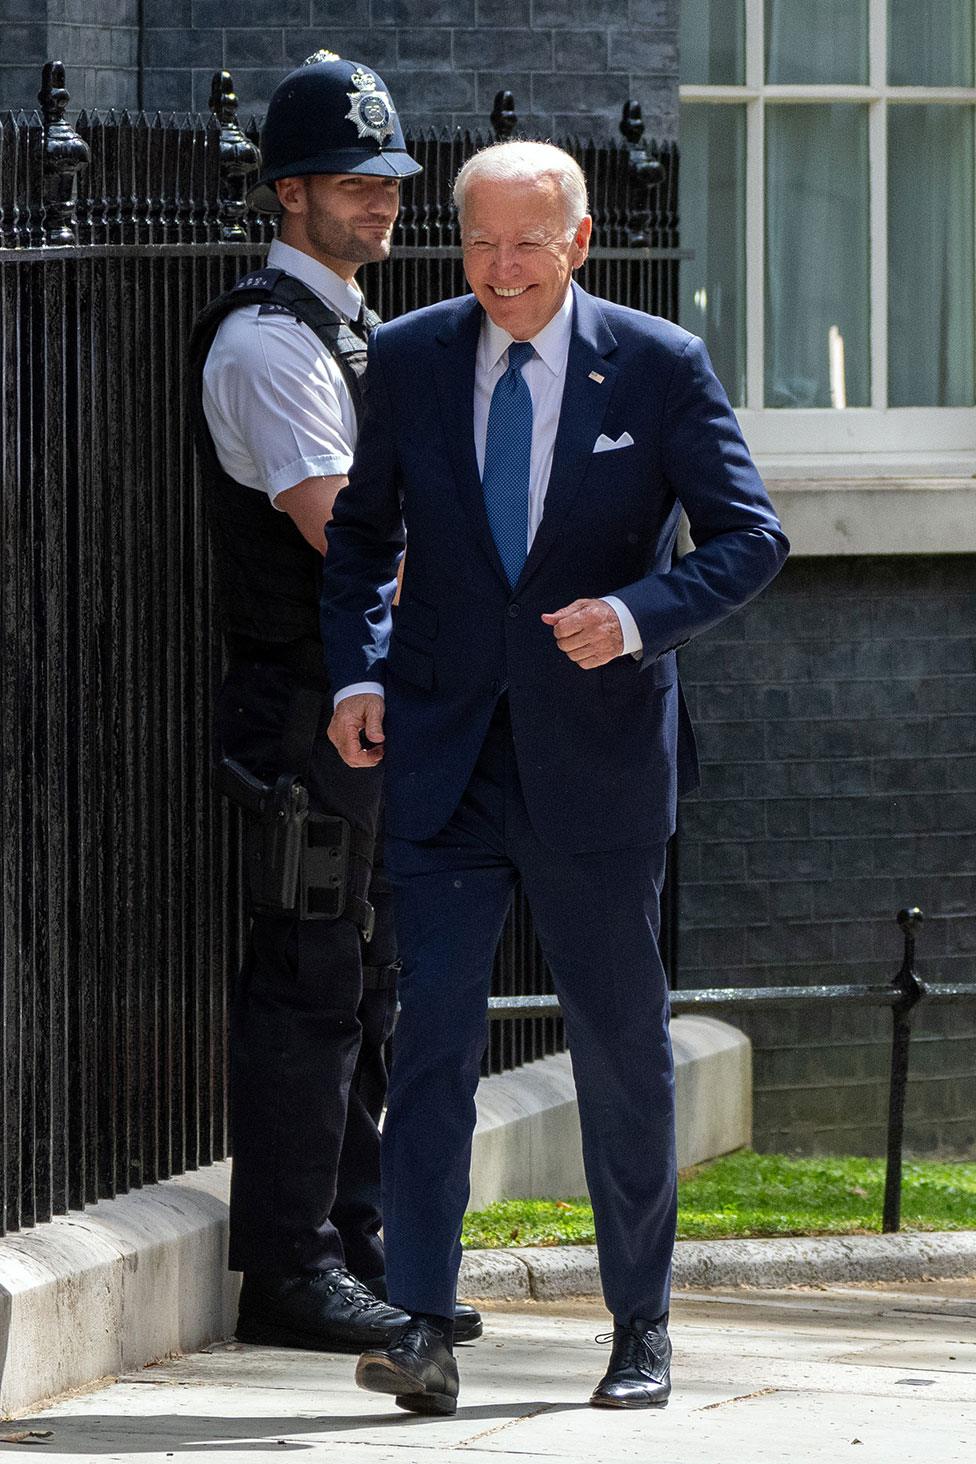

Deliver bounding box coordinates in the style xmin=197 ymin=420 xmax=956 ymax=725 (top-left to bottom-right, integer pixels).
xmin=588 ymin=371 xmax=605 ymax=384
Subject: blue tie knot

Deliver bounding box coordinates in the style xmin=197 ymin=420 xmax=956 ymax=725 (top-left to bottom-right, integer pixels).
xmin=506 ymin=340 xmax=534 ymax=373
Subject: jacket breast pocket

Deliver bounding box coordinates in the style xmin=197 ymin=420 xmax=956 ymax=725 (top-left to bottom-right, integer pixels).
xmin=387 ymin=636 xmax=434 ymax=690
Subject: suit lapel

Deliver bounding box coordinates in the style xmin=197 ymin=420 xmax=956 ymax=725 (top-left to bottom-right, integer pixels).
xmin=433 ymin=296 xmax=509 ymax=585
xmin=518 ymin=284 xmax=618 ymax=590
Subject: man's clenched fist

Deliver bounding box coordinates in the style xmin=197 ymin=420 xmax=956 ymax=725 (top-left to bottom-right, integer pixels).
xmin=328 ymin=692 xmax=386 ymax=767
xmin=541 ymin=598 xmax=623 ymax=668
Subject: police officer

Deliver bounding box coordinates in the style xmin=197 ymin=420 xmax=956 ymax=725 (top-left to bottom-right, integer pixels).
xmin=188 ymin=52 xmax=481 ymax=1351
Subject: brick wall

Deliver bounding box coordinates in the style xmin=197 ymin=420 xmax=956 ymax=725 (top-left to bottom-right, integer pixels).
xmin=142 ymin=0 xmax=678 ymax=131
xmin=0 ymin=0 xmax=140 ymax=111
xmin=678 ymin=555 xmax=976 ymax=1157
xmin=0 ymin=0 xmax=679 ymax=137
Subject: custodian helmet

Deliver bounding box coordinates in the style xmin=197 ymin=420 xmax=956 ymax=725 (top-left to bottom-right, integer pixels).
xmin=248 ymin=50 xmax=422 ymax=213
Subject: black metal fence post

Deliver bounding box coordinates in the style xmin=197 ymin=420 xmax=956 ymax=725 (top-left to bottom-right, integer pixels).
xmin=38 ymin=61 xmax=89 ymax=247
xmin=882 ymin=907 xmax=926 ymax=1233
xmin=490 ymin=89 xmax=518 ymax=141
xmin=209 ymin=70 xmax=260 ymax=243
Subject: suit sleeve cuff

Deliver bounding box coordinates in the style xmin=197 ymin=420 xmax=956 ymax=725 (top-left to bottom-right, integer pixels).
xmin=334 ymin=681 xmax=385 ymax=710
xmin=601 ymin=596 xmax=644 ymax=657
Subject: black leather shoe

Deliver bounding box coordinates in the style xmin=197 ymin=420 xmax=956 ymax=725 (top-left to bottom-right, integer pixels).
xmin=356 ymin=1318 xmax=460 ymax=1416
xmin=363 ymin=1275 xmax=483 ymax=1344
xmin=453 ymin=1302 xmax=483 ymax=1344
xmin=589 ymin=1315 xmax=672 ymax=1408
xmin=235 ymin=1269 xmax=410 ymax=1352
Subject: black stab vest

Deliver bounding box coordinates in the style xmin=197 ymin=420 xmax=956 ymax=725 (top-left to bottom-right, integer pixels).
xmin=187 ymin=266 xmax=381 ymax=645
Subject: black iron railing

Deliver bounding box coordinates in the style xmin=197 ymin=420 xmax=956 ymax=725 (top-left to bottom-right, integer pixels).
xmin=0 ymin=63 xmax=680 ymax=1234
xmin=487 ymin=908 xmax=976 ymax=1232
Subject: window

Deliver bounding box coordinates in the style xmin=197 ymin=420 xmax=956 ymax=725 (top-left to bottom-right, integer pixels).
xmin=679 ymin=0 xmax=976 ymax=466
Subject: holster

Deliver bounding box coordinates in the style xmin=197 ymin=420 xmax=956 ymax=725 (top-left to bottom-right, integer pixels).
xmin=214 ymin=757 xmax=374 ymax=937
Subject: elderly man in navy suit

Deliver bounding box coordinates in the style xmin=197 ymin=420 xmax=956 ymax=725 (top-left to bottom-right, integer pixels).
xmin=321 ymin=140 xmax=789 ymax=1416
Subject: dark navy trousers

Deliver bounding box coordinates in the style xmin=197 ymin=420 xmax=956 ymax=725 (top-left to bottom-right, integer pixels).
xmin=383 ymin=698 xmax=676 ymax=1325
xmin=216 ymin=655 xmax=397 ymax=1281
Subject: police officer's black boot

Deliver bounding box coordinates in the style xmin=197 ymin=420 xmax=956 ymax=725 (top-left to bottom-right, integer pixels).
xmin=236 ymin=1269 xmax=410 ymax=1352
xmin=363 ymin=1273 xmax=483 ymax=1344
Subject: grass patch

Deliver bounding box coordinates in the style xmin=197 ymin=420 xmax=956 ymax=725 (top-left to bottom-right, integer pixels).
xmin=461 ymin=1150 xmax=976 ymax=1249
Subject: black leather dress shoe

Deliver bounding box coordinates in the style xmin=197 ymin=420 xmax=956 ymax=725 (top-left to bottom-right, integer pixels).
xmin=363 ymin=1275 xmax=483 ymax=1344
xmin=453 ymin=1302 xmax=483 ymax=1343
xmin=356 ymin=1318 xmax=460 ymax=1416
xmin=589 ymin=1315 xmax=672 ymax=1408
xmin=235 ymin=1269 xmax=410 ymax=1352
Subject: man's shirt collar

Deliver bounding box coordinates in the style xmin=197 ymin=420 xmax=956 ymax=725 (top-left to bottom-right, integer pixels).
xmin=480 ymin=286 xmax=574 ymax=375
xmin=267 ymin=238 xmax=364 ymax=323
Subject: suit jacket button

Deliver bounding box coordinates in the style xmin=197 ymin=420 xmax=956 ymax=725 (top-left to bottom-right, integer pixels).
xmin=507 ymin=603 xmax=521 ymax=618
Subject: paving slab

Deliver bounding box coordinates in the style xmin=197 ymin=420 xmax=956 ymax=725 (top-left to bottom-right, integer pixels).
xmin=2 ymin=1285 xmax=974 ymax=1464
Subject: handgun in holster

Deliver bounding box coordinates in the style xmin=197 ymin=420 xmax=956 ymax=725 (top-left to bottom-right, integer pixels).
xmin=214 ymin=757 xmax=372 ymax=937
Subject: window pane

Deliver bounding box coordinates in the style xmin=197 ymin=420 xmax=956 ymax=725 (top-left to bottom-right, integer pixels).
xmin=889 ymin=106 xmax=975 ymax=406
xmin=765 ymin=106 xmax=870 ymax=408
xmin=680 ymin=0 xmax=745 ymax=84
xmin=679 ymin=105 xmax=747 ymax=406
xmin=765 ymin=0 xmax=868 ymax=84
xmin=889 ymin=0 xmax=974 ymax=87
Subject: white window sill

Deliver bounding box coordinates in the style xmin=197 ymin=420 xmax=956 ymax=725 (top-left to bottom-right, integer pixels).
xmin=763 ymin=476 xmax=976 ymax=556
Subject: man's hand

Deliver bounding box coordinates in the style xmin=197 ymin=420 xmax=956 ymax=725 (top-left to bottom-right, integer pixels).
xmin=328 ymin=693 xmax=386 ymax=767
xmin=541 ymin=599 xmax=623 ymax=669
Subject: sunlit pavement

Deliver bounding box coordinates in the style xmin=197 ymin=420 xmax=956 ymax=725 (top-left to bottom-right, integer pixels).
xmin=3 ymin=1283 xmax=975 ymax=1463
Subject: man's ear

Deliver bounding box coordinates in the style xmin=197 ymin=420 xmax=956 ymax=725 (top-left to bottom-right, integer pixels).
xmin=275 ymin=176 xmax=306 ymax=216
xmin=573 ymin=214 xmax=593 ymax=269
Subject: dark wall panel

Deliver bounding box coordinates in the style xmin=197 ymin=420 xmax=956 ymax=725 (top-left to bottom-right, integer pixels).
xmin=678 ymin=555 xmax=976 ymax=1157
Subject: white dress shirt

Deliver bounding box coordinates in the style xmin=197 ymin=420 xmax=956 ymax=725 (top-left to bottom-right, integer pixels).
xmin=201 ymin=239 xmax=364 ymax=502
xmin=336 ymin=287 xmax=642 ymax=707
xmin=475 ymin=291 xmax=642 ymax=655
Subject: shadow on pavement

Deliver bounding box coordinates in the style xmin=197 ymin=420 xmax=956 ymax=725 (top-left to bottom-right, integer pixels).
xmin=0 ymin=1400 xmax=589 ymax=1453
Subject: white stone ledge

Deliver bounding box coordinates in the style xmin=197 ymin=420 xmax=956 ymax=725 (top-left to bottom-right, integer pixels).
xmin=469 ymin=1016 xmax=751 ymax=1210
xmin=766 ymin=478 xmax=976 ymax=557
xmin=0 ymin=1162 xmax=238 ymax=1416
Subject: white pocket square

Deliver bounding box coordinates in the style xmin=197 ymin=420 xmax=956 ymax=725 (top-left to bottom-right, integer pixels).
xmin=593 ymin=431 xmax=634 ymax=453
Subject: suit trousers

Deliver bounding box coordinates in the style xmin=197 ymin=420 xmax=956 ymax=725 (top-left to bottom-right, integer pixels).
xmin=216 ymin=656 xmax=397 ymax=1281
xmin=383 ymin=696 xmax=677 ymax=1324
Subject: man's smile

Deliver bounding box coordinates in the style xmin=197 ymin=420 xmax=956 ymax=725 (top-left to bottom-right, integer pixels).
xmin=491 ymin=285 xmax=531 ymax=297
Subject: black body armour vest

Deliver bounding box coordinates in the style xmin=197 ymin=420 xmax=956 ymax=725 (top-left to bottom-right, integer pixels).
xmin=187 ymin=267 xmax=381 ymax=646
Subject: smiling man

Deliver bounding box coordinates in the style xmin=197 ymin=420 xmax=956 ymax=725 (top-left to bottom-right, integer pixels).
xmin=188 ymin=53 xmax=483 ymax=1355
xmin=321 ymin=140 xmax=789 ymax=1414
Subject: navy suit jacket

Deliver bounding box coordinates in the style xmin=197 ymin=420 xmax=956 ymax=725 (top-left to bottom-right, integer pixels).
xmin=321 ymin=283 xmax=789 ymax=853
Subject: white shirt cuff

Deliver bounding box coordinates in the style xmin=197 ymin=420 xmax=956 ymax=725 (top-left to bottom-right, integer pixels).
xmin=601 ymin=596 xmax=643 ymax=656
xmin=334 ymin=681 xmax=385 ymax=710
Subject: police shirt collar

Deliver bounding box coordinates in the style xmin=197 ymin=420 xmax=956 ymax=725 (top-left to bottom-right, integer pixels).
xmin=266 ymin=238 xmax=364 ymax=323
xmin=481 ymin=286 xmax=573 ymax=375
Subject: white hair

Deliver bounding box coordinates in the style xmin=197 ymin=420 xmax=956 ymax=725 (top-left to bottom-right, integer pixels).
xmin=454 ymin=141 xmax=589 ymax=237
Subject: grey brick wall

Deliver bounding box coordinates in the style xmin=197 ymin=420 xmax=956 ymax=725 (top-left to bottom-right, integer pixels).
xmin=1 ymin=0 xmax=679 ymax=138
xmin=678 ymin=555 xmax=976 ymax=1158
xmin=1 ymin=0 xmax=140 ymax=111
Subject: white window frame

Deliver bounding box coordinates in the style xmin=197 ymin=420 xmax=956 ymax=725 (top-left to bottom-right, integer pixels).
xmin=679 ymin=0 xmax=976 ymax=473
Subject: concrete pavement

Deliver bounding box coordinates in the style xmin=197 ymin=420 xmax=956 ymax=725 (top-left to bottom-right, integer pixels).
xmin=3 ymin=1283 xmax=974 ymax=1463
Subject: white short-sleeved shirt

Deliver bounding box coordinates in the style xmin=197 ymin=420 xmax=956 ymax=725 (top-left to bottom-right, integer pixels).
xmin=201 ymin=239 xmax=364 ymax=504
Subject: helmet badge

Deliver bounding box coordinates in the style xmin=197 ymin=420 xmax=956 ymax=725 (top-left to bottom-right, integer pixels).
xmin=346 ymin=68 xmax=395 ymax=147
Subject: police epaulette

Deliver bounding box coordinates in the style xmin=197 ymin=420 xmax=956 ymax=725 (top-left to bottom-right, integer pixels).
xmin=235 ymin=267 xmax=283 ymax=292
xmin=258 ymin=302 xmax=298 ymax=318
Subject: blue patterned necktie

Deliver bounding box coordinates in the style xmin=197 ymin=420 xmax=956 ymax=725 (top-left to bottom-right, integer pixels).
xmin=482 ymin=339 xmax=534 ymax=588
